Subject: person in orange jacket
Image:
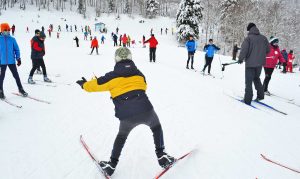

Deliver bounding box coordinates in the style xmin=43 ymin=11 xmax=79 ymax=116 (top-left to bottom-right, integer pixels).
xmin=121 ymin=34 xmax=128 ymax=47
xmin=287 ymin=50 xmax=295 ymax=72
xmin=144 ymin=34 xmax=158 ymax=62
xmin=90 ymin=36 xmax=99 ymax=55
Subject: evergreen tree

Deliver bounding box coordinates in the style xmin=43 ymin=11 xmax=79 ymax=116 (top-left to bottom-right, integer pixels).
xmin=108 ymin=0 xmax=115 ymax=13
xmin=146 ymin=0 xmax=159 ymax=18
xmin=176 ymin=0 xmax=203 ymax=42
xmin=78 ymin=0 xmax=84 ymax=14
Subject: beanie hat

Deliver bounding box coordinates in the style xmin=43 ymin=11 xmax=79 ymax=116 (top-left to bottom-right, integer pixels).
xmin=39 ymin=31 xmax=46 ymax=38
xmin=247 ymin=23 xmax=256 ymax=31
xmin=35 ymin=29 xmax=40 ymax=34
xmin=269 ymin=36 xmax=279 ymax=44
xmin=0 ymin=23 xmax=10 ymax=32
xmin=115 ymin=47 xmax=132 ymax=63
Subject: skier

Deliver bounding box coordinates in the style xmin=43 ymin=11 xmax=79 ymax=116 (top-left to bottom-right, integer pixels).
xmin=122 ymin=34 xmax=128 ymax=47
xmin=47 ymin=28 xmax=51 ymax=38
xmin=281 ymin=49 xmax=288 ymax=73
xmin=28 ymin=31 xmax=52 ymax=84
xmin=238 ymin=23 xmax=270 ymax=105
xmin=161 ymin=28 xmax=163 ymax=35
xmin=142 ymin=35 xmax=146 ymax=48
xmin=144 ymin=34 xmax=158 ymax=62
xmin=262 ymin=36 xmax=285 ymax=96
xmin=11 ymin=24 xmax=15 ymax=36
xmin=201 ymin=39 xmax=220 ymax=74
xmin=66 ymin=24 xmax=68 ymax=32
xmin=73 ymin=36 xmax=79 ymax=47
xmin=287 ymin=50 xmax=295 ymax=73
xmin=90 ymin=36 xmax=99 ymax=55
xmin=119 ymin=34 xmax=122 ymax=46
xmin=58 ymin=25 xmax=61 ymax=32
xmin=165 ymin=28 xmax=168 ymax=35
xmin=127 ymin=35 xmax=131 ymax=47
xmin=113 ymin=33 xmax=118 ymax=47
xmin=101 ymin=35 xmax=105 ymax=44
xmin=57 ymin=32 xmax=60 ymax=39
xmin=116 ymin=27 xmax=119 ymax=34
xmin=232 ymin=44 xmax=240 ymax=60
xmin=84 ymin=31 xmax=88 ymax=40
xmin=41 ymin=26 xmax=45 ymax=32
xmin=0 ymin=23 xmax=28 ymax=99
xmin=185 ymin=35 xmax=197 ymax=69
xmin=26 ymin=26 xmax=29 ymax=33
xmin=75 ymin=25 xmax=77 ymax=32
xmin=70 ymin=25 xmax=72 ymax=32
xmin=76 ymin=47 xmax=175 ymax=176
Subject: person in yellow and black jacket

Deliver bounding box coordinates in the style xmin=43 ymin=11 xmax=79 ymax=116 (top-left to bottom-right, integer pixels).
xmin=76 ymin=47 xmax=175 ymax=177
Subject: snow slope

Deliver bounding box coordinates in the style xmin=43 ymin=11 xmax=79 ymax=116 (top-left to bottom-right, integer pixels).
xmin=1 ymin=8 xmax=300 ymax=179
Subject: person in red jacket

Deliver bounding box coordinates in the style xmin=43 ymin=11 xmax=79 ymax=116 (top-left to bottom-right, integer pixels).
xmin=90 ymin=36 xmax=99 ymax=55
xmin=144 ymin=34 xmax=158 ymax=62
xmin=121 ymin=34 xmax=128 ymax=47
xmin=287 ymin=50 xmax=295 ymax=73
xmin=263 ymin=37 xmax=285 ymax=95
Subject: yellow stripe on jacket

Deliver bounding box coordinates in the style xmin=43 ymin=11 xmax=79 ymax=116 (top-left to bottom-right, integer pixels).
xmin=83 ymin=76 xmax=147 ymax=98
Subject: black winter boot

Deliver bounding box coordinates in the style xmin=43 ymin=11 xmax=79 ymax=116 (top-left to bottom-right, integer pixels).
xmin=156 ymin=151 xmax=176 ymax=168
xmin=0 ymin=90 xmax=5 ymax=99
xmin=19 ymin=88 xmax=28 ymax=97
xmin=98 ymin=160 xmax=117 ymax=176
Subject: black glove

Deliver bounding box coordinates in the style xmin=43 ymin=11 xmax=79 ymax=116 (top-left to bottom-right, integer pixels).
xmin=76 ymin=77 xmax=87 ymax=89
xmin=237 ymin=59 xmax=243 ymax=64
xmin=17 ymin=59 xmax=21 ymax=66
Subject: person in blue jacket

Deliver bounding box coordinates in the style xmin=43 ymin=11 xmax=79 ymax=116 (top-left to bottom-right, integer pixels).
xmin=201 ymin=39 xmax=220 ymax=74
xmin=0 ymin=23 xmax=28 ymax=99
xmin=185 ymin=35 xmax=197 ymax=69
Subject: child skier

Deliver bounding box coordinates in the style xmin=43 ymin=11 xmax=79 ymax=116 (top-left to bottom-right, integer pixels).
xmin=287 ymin=50 xmax=295 ymax=73
xmin=76 ymin=47 xmax=175 ymax=176
xmin=185 ymin=35 xmax=197 ymax=69
xmin=201 ymin=39 xmax=220 ymax=75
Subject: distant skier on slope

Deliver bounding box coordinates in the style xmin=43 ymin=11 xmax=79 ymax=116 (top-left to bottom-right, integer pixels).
xmin=76 ymin=47 xmax=175 ymax=177
xmin=0 ymin=23 xmax=28 ymax=99
xmin=262 ymin=36 xmax=285 ymax=96
xmin=73 ymin=36 xmax=79 ymax=47
xmin=280 ymin=49 xmax=288 ymax=73
xmin=144 ymin=34 xmax=158 ymax=62
xmin=90 ymin=36 xmax=99 ymax=55
xmin=185 ymin=34 xmax=197 ymax=69
xmin=287 ymin=50 xmax=295 ymax=73
xmin=238 ymin=23 xmax=270 ymax=105
xmin=201 ymin=39 xmax=220 ymax=75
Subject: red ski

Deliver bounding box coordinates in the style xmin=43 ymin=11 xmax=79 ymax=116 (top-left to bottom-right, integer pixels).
xmin=261 ymin=154 xmax=300 ymax=174
xmin=80 ymin=135 xmax=111 ymax=179
xmin=154 ymin=150 xmax=195 ymax=179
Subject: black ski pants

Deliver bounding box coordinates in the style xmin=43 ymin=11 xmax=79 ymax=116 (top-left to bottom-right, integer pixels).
xmin=110 ymin=109 xmax=165 ymax=164
xmin=0 ymin=64 xmax=23 ymax=91
xmin=113 ymin=40 xmax=118 ymax=47
xmin=29 ymin=58 xmax=47 ymax=77
xmin=149 ymin=48 xmax=156 ymax=62
xmin=202 ymin=56 xmax=213 ymax=73
xmin=263 ymin=67 xmax=275 ymax=92
xmin=244 ymin=67 xmax=264 ymax=104
xmin=187 ymin=52 xmax=194 ymax=68
xmin=90 ymin=47 xmax=99 ymax=54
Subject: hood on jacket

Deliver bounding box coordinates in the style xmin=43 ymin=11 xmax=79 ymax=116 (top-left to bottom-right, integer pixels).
xmin=248 ymin=26 xmax=260 ymax=35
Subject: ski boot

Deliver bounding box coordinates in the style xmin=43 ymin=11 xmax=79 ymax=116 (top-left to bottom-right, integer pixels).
xmin=28 ymin=77 xmax=36 ymax=84
xmin=98 ymin=160 xmax=117 ymax=176
xmin=44 ymin=76 xmax=52 ymax=83
xmin=19 ymin=88 xmax=28 ymax=97
xmin=0 ymin=89 xmax=5 ymax=99
xmin=156 ymin=151 xmax=176 ymax=168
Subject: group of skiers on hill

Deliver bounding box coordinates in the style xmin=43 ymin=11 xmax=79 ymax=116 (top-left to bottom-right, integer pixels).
xmin=0 ymin=23 xmax=51 ymax=99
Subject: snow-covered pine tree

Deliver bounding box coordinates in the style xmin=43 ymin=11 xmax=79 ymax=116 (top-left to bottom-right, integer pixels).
xmin=145 ymin=0 xmax=159 ymax=18
xmin=176 ymin=0 xmax=203 ymax=42
xmin=124 ymin=0 xmax=131 ymax=14
xmin=108 ymin=0 xmax=116 ymax=13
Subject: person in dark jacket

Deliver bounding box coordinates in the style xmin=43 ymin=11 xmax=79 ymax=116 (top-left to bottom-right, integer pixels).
xmin=201 ymin=39 xmax=220 ymax=74
xmin=11 ymin=24 xmax=15 ymax=36
xmin=185 ymin=35 xmax=197 ymax=69
xmin=238 ymin=23 xmax=270 ymax=105
xmin=232 ymin=44 xmax=240 ymax=60
xmin=113 ymin=33 xmax=118 ymax=46
xmin=28 ymin=31 xmax=51 ymax=84
xmin=76 ymin=47 xmax=175 ymax=177
xmin=73 ymin=36 xmax=79 ymax=47
xmin=281 ymin=49 xmax=288 ymax=73
xmin=144 ymin=34 xmax=158 ymax=62
xmin=0 ymin=23 xmax=28 ymax=99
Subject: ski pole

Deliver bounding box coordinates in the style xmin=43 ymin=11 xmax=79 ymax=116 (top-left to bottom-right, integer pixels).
xmin=222 ymin=61 xmax=238 ymax=71
xmin=217 ymin=54 xmax=224 ymax=78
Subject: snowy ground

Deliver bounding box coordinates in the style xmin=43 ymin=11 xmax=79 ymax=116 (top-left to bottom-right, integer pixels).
xmin=1 ymin=8 xmax=300 ymax=179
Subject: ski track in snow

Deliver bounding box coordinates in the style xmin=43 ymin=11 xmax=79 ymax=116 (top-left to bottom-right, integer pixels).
xmin=1 ymin=8 xmax=300 ymax=179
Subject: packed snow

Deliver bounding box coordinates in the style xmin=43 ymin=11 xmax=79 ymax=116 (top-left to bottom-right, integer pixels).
xmin=0 ymin=8 xmax=300 ymax=179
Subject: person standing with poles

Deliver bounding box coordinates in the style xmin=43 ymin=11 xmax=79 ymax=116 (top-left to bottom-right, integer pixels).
xmin=0 ymin=23 xmax=28 ymax=99
xmin=237 ymin=23 xmax=270 ymax=105
xmin=76 ymin=47 xmax=175 ymax=177
xmin=73 ymin=36 xmax=79 ymax=47
xmin=90 ymin=36 xmax=99 ymax=55
xmin=185 ymin=35 xmax=197 ymax=69
xmin=144 ymin=34 xmax=158 ymax=63
xmin=280 ymin=49 xmax=288 ymax=73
